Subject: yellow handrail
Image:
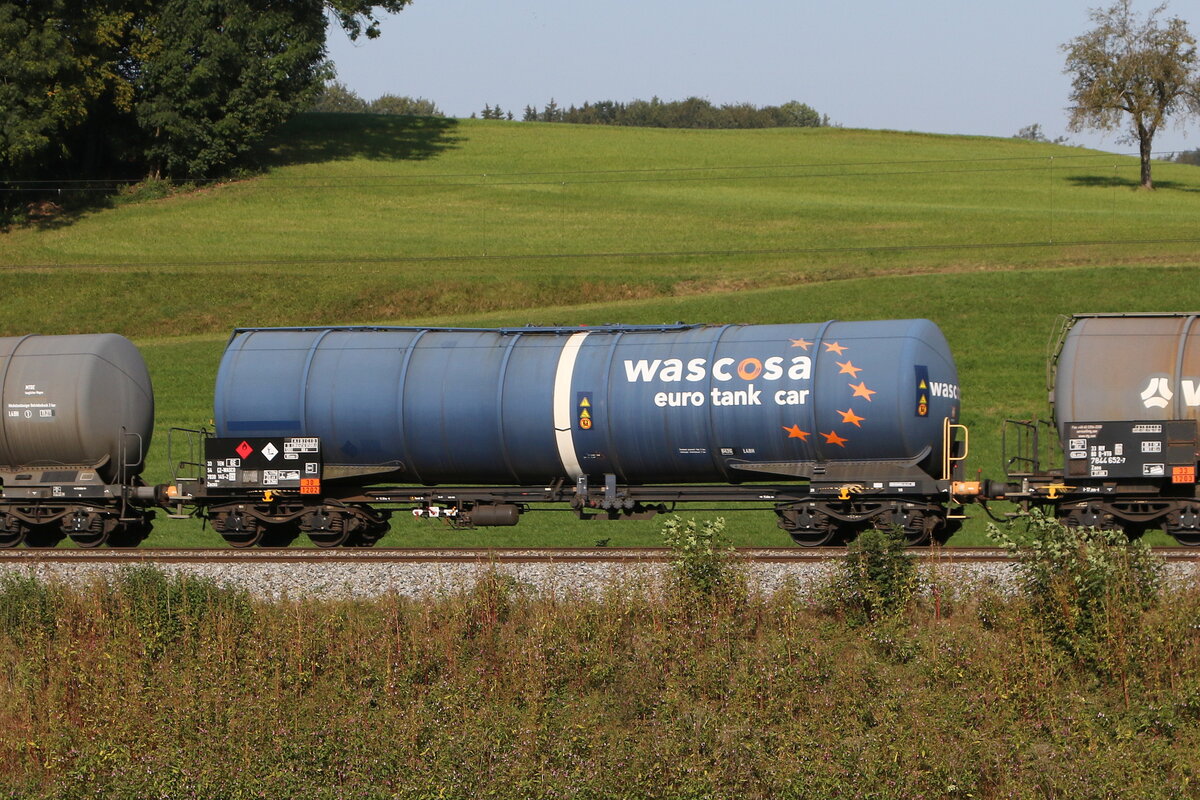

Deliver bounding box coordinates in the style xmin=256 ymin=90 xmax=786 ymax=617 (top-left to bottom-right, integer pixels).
xmin=942 ymin=418 xmax=969 ymax=481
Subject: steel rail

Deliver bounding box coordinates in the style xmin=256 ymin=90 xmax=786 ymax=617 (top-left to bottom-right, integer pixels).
xmin=2 ymin=546 xmax=1199 ymax=565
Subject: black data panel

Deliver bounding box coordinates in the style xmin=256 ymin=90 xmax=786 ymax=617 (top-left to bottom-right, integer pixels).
xmin=204 ymin=437 xmax=322 ymax=493
xmin=1065 ymin=420 xmax=1197 ymax=481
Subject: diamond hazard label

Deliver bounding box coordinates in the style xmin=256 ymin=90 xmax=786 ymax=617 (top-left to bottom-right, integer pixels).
xmin=235 ymin=441 xmax=254 ymax=459
xmin=261 ymin=442 xmax=279 ymax=461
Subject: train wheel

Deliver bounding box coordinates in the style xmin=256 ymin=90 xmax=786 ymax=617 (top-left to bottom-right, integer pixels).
xmin=350 ymin=523 xmax=389 ymax=547
xmin=308 ymin=530 xmax=350 ymax=548
xmin=215 ymin=511 xmax=262 ymax=548
xmin=345 ymin=505 xmax=390 ymax=547
xmin=900 ymin=511 xmax=940 ymax=547
xmin=65 ymin=511 xmax=117 ymax=549
xmin=932 ymin=516 xmax=958 ymax=545
xmin=776 ymin=504 xmax=841 ymax=547
xmin=789 ymin=528 xmax=841 ymax=547
xmin=301 ymin=506 xmax=388 ymax=547
xmin=301 ymin=508 xmax=350 ymax=548
xmin=0 ymin=514 xmax=27 ymax=548
xmin=1166 ymin=504 xmax=1200 ymax=546
xmin=1061 ymin=502 xmax=1114 ymax=531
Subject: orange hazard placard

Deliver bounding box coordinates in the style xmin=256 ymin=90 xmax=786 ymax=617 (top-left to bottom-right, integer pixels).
xmin=577 ymin=392 xmax=593 ymax=430
xmin=1173 ymin=466 xmax=1196 ymax=484
xmin=300 ymin=478 xmax=321 ymax=495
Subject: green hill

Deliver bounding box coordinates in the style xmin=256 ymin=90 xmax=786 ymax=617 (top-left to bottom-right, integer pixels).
xmin=4 ymin=114 xmax=1200 ymax=546
xmin=6 ymin=114 xmax=1199 ymax=338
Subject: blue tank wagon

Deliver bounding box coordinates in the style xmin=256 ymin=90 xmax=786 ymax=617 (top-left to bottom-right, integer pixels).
xmin=183 ymin=321 xmax=972 ymax=546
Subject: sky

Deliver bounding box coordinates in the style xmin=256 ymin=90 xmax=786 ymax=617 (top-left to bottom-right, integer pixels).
xmin=325 ymin=0 xmax=1200 ymax=156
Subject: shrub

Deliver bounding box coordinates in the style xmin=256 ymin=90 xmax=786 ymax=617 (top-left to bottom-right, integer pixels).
xmin=659 ymin=515 xmax=741 ymax=597
xmin=987 ymin=510 xmax=1163 ymax=674
xmin=104 ymin=566 xmax=253 ymax=660
xmin=0 ymin=572 xmax=65 ymax=645
xmin=821 ymin=526 xmax=920 ymax=626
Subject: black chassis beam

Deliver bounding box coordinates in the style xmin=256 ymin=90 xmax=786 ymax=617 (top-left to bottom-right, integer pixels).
xmin=186 ymin=478 xmax=952 ymax=513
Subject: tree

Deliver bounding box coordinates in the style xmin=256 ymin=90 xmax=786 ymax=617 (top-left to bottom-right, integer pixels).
xmin=1062 ymin=1 xmax=1200 ymax=188
xmin=325 ymin=0 xmax=411 ymax=40
xmin=0 ymin=0 xmax=152 ymax=174
xmin=1013 ymin=123 xmax=1070 ymax=144
xmin=369 ymin=95 xmax=442 ymax=116
xmin=311 ymin=81 xmax=370 ymax=113
xmin=778 ymin=101 xmax=823 ymax=128
xmin=135 ymin=0 xmax=331 ymax=177
xmin=0 ymin=0 xmax=412 ymax=180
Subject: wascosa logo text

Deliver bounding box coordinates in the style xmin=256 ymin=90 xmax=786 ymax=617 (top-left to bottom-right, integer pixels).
xmin=623 ymin=355 xmax=812 ymax=383
xmin=1140 ymin=377 xmax=1200 ymax=409
xmin=928 ymin=381 xmax=959 ymax=400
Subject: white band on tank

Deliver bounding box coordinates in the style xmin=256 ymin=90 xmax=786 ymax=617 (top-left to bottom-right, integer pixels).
xmin=553 ymin=332 xmax=589 ymax=479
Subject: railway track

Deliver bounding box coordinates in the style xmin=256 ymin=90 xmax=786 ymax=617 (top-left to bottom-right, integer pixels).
xmin=3 ymin=546 xmax=1200 ymax=564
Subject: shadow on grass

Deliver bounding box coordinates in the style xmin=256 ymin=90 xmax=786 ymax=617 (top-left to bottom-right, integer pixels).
xmin=1066 ymin=174 xmax=1197 ymax=192
xmin=5 ymin=113 xmax=464 ymax=233
xmin=260 ymin=112 xmax=463 ymax=167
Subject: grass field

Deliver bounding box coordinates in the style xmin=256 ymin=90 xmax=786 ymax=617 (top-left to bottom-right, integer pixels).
xmin=4 ymin=115 xmax=1200 ymax=546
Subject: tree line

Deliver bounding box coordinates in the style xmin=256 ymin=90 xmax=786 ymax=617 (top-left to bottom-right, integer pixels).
xmin=310 ymin=82 xmax=443 ymax=117
xmin=514 ymin=97 xmax=828 ymax=129
xmin=311 ymin=87 xmax=828 ymax=130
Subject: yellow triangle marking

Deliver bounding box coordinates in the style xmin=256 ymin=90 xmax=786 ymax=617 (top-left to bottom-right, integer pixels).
xmin=919 ymin=380 xmax=927 ymax=389
xmin=579 ymin=398 xmax=591 ymax=407
xmin=580 ymin=409 xmax=591 ymax=419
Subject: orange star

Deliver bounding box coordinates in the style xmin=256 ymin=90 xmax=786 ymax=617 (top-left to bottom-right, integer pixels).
xmin=823 ymin=341 xmax=847 ymax=355
xmin=836 ymin=360 xmax=862 ymax=378
xmin=822 ymin=430 xmax=848 ymax=447
xmin=838 ymin=408 xmax=865 ymax=427
xmin=789 ymin=338 xmax=812 ymax=350
xmin=849 ymin=381 xmax=876 ymax=401
xmin=782 ymin=424 xmax=810 ymax=440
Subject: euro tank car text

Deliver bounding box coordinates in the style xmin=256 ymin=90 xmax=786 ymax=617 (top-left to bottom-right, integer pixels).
xmin=625 ymin=355 xmax=813 ymax=408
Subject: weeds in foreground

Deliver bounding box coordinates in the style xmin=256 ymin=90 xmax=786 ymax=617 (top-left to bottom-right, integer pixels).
xmin=988 ymin=510 xmax=1163 ymax=681
xmin=819 ymin=526 xmax=920 ymax=626
xmin=1 ymin=560 xmax=1199 ymax=799
xmin=659 ymin=515 xmax=743 ymax=598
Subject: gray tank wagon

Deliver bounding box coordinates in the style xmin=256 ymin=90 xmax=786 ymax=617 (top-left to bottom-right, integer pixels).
xmin=1006 ymin=313 xmax=1200 ymax=543
xmin=0 ymin=334 xmax=157 ymax=547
